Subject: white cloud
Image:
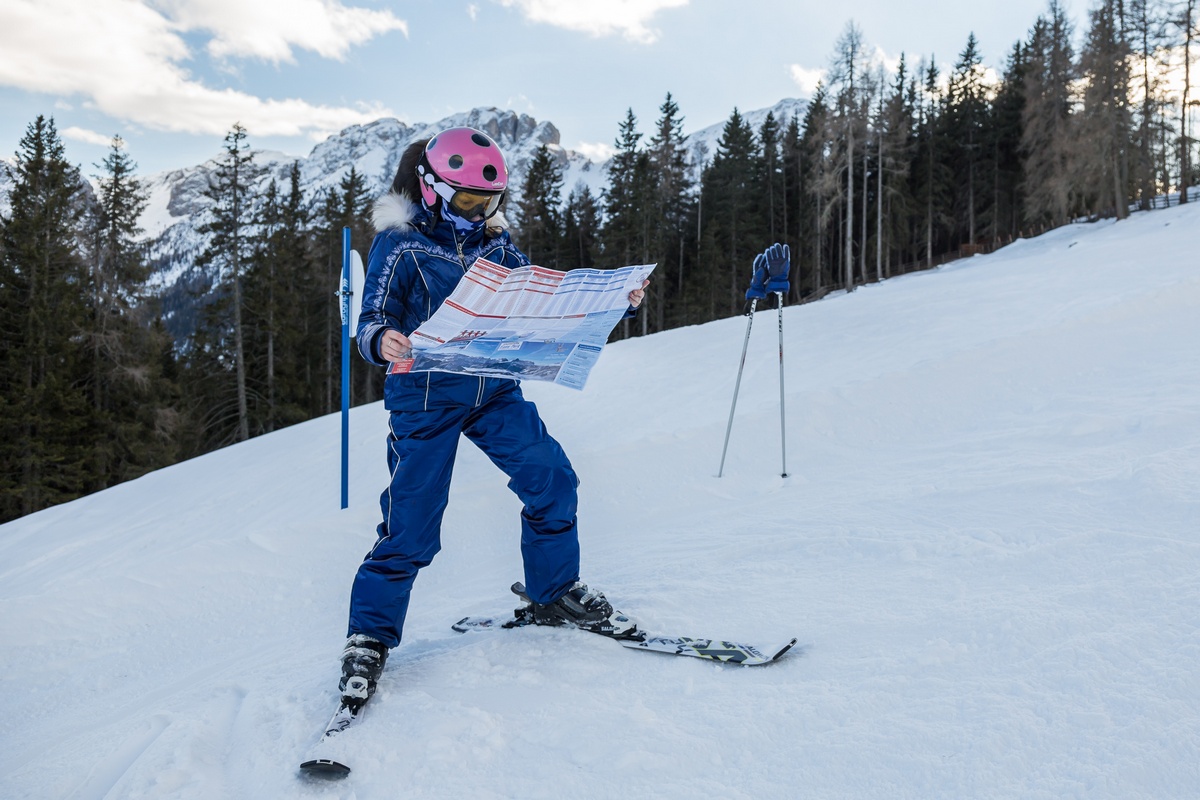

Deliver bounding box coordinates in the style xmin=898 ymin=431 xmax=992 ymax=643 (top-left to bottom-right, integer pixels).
xmin=468 ymin=4 xmax=480 ymax=22
xmin=151 ymin=0 xmax=408 ymax=63
xmin=788 ymin=65 xmax=826 ymax=96
xmin=62 ymin=126 xmax=117 ymax=146
xmin=574 ymin=141 xmax=615 ymax=162
xmin=0 ymin=0 xmax=401 ymax=138
xmin=506 ymin=94 xmax=536 ymax=113
xmin=870 ymin=47 xmax=902 ymax=78
xmin=493 ymin=0 xmax=689 ymax=44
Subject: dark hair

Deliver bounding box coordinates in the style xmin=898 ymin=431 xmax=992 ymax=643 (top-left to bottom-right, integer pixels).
xmin=390 ymin=138 xmax=430 ymax=198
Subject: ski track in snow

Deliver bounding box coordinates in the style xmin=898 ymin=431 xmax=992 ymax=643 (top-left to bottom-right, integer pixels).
xmin=2 ymin=204 xmax=1200 ymax=798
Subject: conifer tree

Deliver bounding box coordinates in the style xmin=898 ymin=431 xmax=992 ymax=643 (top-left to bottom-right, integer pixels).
xmin=562 ymin=183 xmax=601 ymax=270
xmin=757 ymin=112 xmax=785 ymax=244
xmin=247 ymin=178 xmax=283 ymax=432
xmin=1022 ymin=3 xmax=1079 ymax=226
xmin=990 ymin=42 xmax=1030 ymax=236
xmin=696 ymin=108 xmax=760 ymax=317
xmin=1173 ymin=0 xmax=1197 ymax=202
xmin=602 ymin=109 xmax=654 ymax=336
xmin=513 ymin=144 xmax=565 ymax=266
xmin=647 ymin=93 xmax=694 ymax=330
xmin=85 ymin=136 xmax=179 ymax=486
xmin=194 ymin=123 xmax=262 ymax=445
xmin=878 ymin=56 xmax=918 ymax=275
xmin=274 ymin=162 xmax=320 ymax=420
xmin=1128 ymin=0 xmax=1171 ymax=208
xmin=829 ymin=21 xmax=870 ymax=289
xmin=945 ymin=33 xmax=990 ymax=245
xmin=780 ymin=112 xmax=805 ymax=296
xmin=799 ymin=84 xmax=836 ymax=293
xmin=0 ymin=116 xmax=93 ymax=520
xmin=912 ymin=58 xmax=953 ymax=265
xmin=1078 ymin=0 xmax=1134 ymax=218
xmin=240 ymin=163 xmax=318 ymax=433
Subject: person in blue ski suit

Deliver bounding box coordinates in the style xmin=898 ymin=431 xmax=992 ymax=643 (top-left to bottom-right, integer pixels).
xmin=337 ymin=128 xmax=647 ymax=708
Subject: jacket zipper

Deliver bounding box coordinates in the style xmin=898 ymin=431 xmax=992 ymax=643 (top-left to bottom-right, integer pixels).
xmin=454 ymin=231 xmax=467 ymax=271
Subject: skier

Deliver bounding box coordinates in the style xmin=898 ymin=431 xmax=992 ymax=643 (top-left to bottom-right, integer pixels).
xmin=339 ymin=127 xmax=649 ymax=710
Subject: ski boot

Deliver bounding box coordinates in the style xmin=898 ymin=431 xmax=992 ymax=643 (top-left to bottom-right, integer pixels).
xmin=339 ymin=634 xmax=388 ymax=710
xmin=512 ymin=581 xmax=642 ymax=640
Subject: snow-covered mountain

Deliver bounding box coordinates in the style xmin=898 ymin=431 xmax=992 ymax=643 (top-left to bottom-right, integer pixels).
xmin=1 ymin=101 xmax=808 ymax=342
xmin=2 ymin=199 xmax=1198 ymax=799
xmin=684 ymin=97 xmax=808 ymax=167
xmin=139 ymin=100 xmax=806 ymax=342
xmin=142 ymin=107 xmax=586 ymax=340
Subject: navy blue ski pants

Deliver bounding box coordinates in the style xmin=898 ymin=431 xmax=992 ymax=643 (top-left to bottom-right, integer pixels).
xmin=347 ymin=386 xmax=580 ymax=647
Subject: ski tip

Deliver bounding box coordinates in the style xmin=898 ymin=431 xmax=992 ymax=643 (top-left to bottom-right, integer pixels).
xmin=771 ymin=638 xmax=799 ymax=662
xmin=300 ymin=758 xmax=352 ymax=779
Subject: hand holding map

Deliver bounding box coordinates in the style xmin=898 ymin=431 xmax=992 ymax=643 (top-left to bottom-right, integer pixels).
xmin=389 ymin=258 xmax=656 ymax=390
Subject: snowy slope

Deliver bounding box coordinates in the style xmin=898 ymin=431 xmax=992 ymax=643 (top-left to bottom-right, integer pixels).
xmin=2 ymin=204 xmax=1199 ymax=799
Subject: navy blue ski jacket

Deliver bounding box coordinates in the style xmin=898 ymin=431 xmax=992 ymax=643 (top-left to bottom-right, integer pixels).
xmin=356 ymin=192 xmax=535 ymax=411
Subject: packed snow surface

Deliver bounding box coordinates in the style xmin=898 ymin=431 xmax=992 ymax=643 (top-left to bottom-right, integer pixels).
xmin=2 ymin=204 xmax=1199 ymax=799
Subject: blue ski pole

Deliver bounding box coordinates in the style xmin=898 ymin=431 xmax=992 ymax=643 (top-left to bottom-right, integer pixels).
xmin=340 ymin=227 xmax=351 ymax=509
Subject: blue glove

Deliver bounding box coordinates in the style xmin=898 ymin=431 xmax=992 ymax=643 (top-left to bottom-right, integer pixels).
xmin=745 ymin=254 xmax=768 ymax=301
xmin=762 ymin=243 xmax=790 ymax=293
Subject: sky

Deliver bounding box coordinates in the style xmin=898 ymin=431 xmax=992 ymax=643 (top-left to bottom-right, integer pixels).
xmin=0 ymin=0 xmax=1067 ymax=177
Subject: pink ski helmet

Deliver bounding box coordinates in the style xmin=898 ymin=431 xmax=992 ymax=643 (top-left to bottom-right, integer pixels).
xmin=417 ymin=127 xmax=508 ymax=221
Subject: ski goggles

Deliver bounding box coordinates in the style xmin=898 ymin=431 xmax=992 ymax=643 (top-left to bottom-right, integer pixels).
xmin=419 ymin=163 xmax=503 ymax=220
xmin=444 ymin=187 xmax=503 ymax=220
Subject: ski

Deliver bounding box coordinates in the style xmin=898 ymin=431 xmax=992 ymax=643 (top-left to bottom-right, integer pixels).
xmin=452 ymin=614 xmax=795 ymax=665
xmin=452 ymin=584 xmax=797 ymax=667
xmin=619 ymin=634 xmax=797 ymax=665
xmin=298 ymin=701 xmax=363 ymax=779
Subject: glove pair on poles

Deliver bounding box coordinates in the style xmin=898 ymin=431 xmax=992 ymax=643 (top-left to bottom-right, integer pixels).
xmin=718 ymin=243 xmax=790 ymax=478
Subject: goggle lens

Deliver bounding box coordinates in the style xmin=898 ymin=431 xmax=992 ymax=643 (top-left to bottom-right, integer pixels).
xmin=449 ymin=189 xmax=502 ymax=220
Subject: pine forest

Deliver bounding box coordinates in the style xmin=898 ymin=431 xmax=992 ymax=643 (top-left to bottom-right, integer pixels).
xmin=2 ymin=0 xmax=1198 ymax=522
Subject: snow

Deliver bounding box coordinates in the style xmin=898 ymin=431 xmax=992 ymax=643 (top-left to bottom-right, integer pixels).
xmin=3 ymin=203 xmax=1200 ymax=799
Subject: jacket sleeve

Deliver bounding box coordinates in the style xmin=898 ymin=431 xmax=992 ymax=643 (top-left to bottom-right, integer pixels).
xmin=356 ymin=233 xmax=408 ymax=366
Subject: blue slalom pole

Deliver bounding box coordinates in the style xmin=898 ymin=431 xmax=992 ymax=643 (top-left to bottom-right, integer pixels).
xmin=340 ymin=227 xmax=351 ymax=510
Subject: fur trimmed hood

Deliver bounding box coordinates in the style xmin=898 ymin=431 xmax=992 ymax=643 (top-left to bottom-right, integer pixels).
xmin=371 ymin=191 xmax=510 ymax=236
xmin=371 ymin=191 xmax=418 ymax=232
